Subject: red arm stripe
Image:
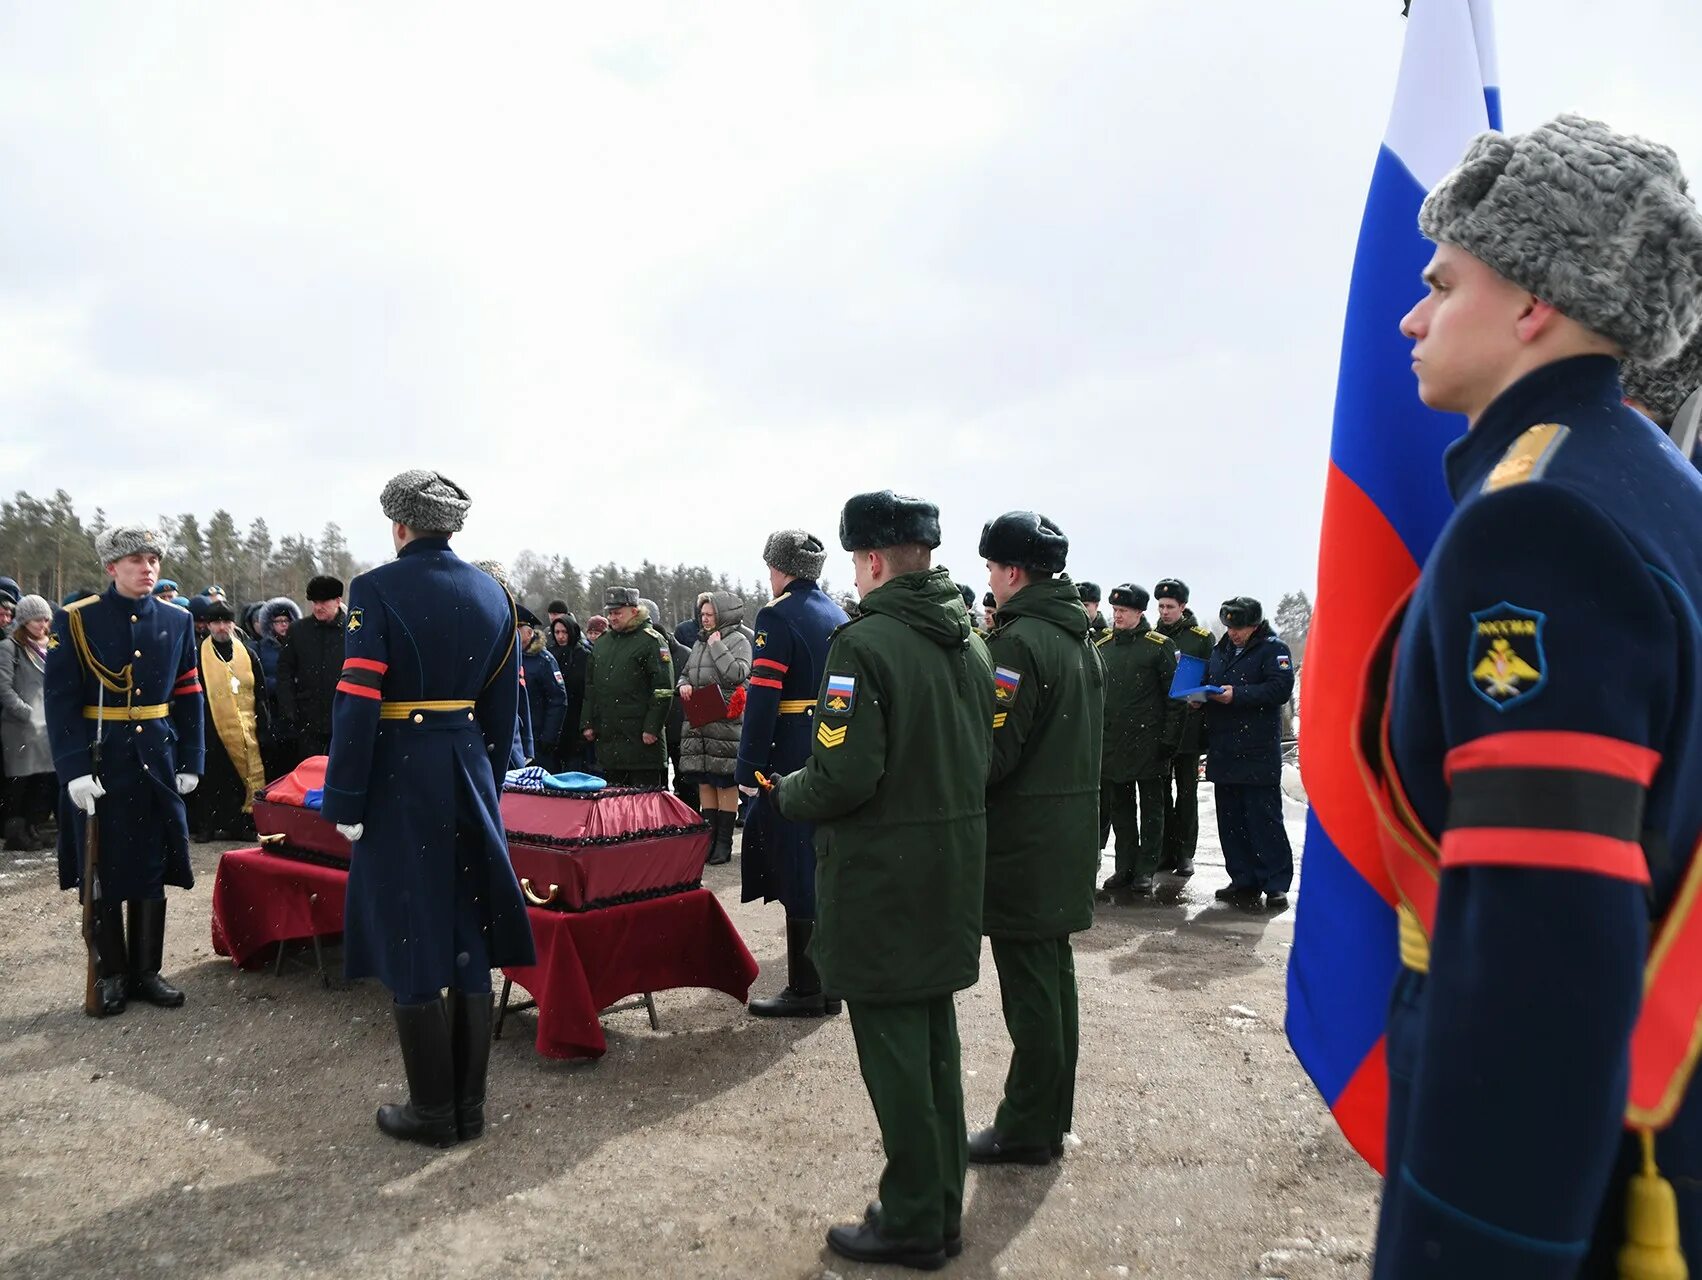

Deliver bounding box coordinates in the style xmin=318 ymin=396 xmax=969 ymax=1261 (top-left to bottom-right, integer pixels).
xmin=1445 ymin=731 xmax=1660 ymax=786
xmin=750 ymin=676 xmax=784 ymax=691
xmin=1441 ymin=828 xmax=1651 ymax=883
xmin=336 ymin=681 xmax=383 ymax=701
xmin=341 ymin=657 xmax=389 ymax=675
xmin=753 ymin=658 xmax=789 ymax=673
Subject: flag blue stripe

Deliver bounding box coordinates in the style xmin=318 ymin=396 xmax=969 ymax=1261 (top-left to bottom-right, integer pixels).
xmin=1286 ymin=809 xmax=1402 ymax=1103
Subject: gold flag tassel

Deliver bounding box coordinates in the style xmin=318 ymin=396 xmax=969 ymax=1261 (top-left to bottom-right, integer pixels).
xmin=1620 ymin=1127 xmax=1687 ymax=1280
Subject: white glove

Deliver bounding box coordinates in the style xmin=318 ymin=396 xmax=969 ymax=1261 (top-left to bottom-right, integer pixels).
xmin=738 ymin=785 xmax=758 ymax=798
xmin=175 ymin=773 xmax=199 ymax=796
xmin=336 ymin=823 xmax=364 ymax=842
xmin=67 ymin=774 xmax=106 ymax=815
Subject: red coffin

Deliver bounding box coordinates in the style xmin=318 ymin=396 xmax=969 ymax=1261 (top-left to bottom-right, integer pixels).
xmin=253 ymin=756 xmax=352 ymax=865
xmin=500 ymin=786 xmax=711 ymax=912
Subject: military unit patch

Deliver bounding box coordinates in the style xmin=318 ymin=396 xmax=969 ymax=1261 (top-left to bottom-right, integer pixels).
xmin=1468 ymin=602 xmax=1547 ymax=710
xmin=659 ymin=646 xmax=672 ymax=663
xmin=754 ymin=631 xmax=768 ymax=650
xmin=993 ymin=666 xmax=1022 ymax=703
xmin=816 ymin=721 xmax=848 ymax=750
xmin=822 ymin=672 xmax=857 ymax=716
xmin=347 ymin=608 xmax=364 ymax=632
xmin=1277 ymin=654 xmax=1292 ymax=670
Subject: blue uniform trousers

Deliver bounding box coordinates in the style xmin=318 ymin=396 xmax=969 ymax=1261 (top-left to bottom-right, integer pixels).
xmin=1214 ymin=782 xmax=1292 ymax=893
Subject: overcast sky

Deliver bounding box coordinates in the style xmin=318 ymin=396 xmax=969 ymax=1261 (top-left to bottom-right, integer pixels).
xmin=2 ymin=2 xmax=1698 ymax=612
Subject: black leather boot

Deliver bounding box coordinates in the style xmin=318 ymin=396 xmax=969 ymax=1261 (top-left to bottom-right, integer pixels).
xmin=749 ymin=918 xmax=842 ymax=1018
xmin=4 ymin=817 xmax=30 ymax=851
xmin=127 ymin=899 xmax=186 ymax=1007
xmin=377 ymin=998 xmax=458 ymax=1148
xmin=87 ymin=898 xmax=128 ymax=1017
xmin=705 ymin=810 xmax=733 ymax=866
xmin=448 ymin=989 xmax=494 ymax=1142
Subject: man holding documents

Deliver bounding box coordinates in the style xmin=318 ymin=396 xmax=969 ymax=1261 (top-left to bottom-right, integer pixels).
xmin=1203 ymin=596 xmax=1293 ymax=911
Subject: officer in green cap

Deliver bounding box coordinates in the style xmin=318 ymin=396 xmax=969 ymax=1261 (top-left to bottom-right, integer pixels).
xmin=769 ymin=489 xmax=994 ymax=1271
xmin=1097 ymin=583 xmax=1183 ymax=898
xmin=1152 ymin=578 xmax=1213 ymax=875
xmin=970 ymin=511 xmax=1104 ymax=1167
xmin=580 ymin=586 xmax=674 ymax=786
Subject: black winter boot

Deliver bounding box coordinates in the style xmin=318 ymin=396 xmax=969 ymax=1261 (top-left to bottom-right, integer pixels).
xmin=749 ymin=918 xmax=842 ymax=1018
xmin=377 ymin=999 xmax=459 ymax=1148
xmin=4 ymin=817 xmax=31 ymax=851
xmin=705 ymin=810 xmax=733 ymax=866
xmin=86 ymin=898 xmax=128 ymax=1017
xmin=448 ymin=989 xmax=494 ymax=1142
xmin=127 ymin=899 xmax=186 ymax=1007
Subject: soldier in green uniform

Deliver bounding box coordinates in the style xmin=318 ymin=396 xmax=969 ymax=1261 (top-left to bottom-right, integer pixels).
xmin=769 ymin=489 xmax=994 ymax=1271
xmin=970 ymin=512 xmax=1104 ymax=1168
xmin=1076 ymin=581 xmax=1110 ymax=641
xmin=1097 ymin=584 xmax=1183 ymax=899
xmin=1152 ymin=579 xmax=1213 ymax=876
xmin=579 ymin=586 xmax=674 ymax=786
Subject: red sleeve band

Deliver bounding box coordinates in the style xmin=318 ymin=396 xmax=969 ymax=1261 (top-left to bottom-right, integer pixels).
xmin=336 ymin=681 xmax=383 ymax=701
xmin=1445 ymin=731 xmax=1660 ymax=786
xmin=342 ymin=657 xmax=389 ymax=675
xmin=1441 ymin=829 xmax=1651 ymax=884
xmin=753 ymin=658 xmax=789 ymax=674
xmin=749 ymin=676 xmax=784 ymax=691
xmin=174 ymin=682 xmax=204 ymax=697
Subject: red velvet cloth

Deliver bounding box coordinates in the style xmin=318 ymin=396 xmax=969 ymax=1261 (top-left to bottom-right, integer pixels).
xmin=210 ymin=848 xmax=348 ymax=968
xmin=503 ymin=890 xmax=758 ymax=1060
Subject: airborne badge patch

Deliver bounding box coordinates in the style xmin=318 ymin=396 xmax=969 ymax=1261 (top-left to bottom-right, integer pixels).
xmin=993 ymin=666 xmax=1022 ymax=704
xmin=1468 ymin=603 xmax=1547 ymax=710
xmin=347 ymin=608 xmax=363 ymax=632
xmin=821 ymin=673 xmax=857 ymax=716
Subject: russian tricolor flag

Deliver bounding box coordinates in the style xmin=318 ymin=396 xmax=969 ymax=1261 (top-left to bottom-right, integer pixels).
xmin=1286 ymin=0 xmax=1501 ymax=1171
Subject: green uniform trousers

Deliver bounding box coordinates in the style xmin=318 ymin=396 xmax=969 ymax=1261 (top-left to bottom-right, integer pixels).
xmin=1100 ymin=777 xmax=1168 ymax=878
xmin=848 ymin=996 xmax=968 ymax=1244
xmin=990 ymin=935 xmax=1079 ymax=1148
xmin=1161 ymin=754 xmax=1201 ymax=866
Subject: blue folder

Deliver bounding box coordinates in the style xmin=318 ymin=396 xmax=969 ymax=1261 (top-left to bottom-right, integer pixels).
xmin=1169 ymin=652 xmax=1224 ymax=699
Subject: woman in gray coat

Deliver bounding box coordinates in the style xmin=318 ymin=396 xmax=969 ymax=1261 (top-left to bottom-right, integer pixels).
xmin=0 ymin=595 xmax=56 ymax=850
xmin=677 ymin=591 xmax=751 ymax=865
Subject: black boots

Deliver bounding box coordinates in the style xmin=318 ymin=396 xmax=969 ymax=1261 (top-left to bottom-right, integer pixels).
xmin=705 ymin=809 xmax=734 ymax=866
xmin=86 ymin=899 xmax=128 ymax=1017
xmin=4 ymin=817 xmax=35 ymax=851
xmin=447 ymin=990 xmax=494 ymax=1142
xmin=127 ymin=899 xmax=186 ymax=1007
xmin=377 ymin=999 xmax=459 ymax=1148
xmin=966 ymin=1126 xmax=1060 ymax=1166
xmin=749 ymin=918 xmax=842 ymax=1018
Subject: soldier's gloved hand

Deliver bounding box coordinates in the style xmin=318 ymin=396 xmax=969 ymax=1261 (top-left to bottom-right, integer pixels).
xmin=175 ymin=773 xmax=199 ymax=795
xmin=336 ymin=823 xmax=364 ymax=842
xmin=738 ymin=785 xmax=758 ymax=798
xmin=67 ymin=774 xmax=106 ymax=815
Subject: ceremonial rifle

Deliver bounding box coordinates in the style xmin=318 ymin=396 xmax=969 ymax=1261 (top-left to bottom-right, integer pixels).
xmin=81 ymin=680 xmax=104 ymax=1016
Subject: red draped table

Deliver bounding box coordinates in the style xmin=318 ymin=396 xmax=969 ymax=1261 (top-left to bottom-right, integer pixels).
xmin=209 ymin=848 xmax=758 ymax=1060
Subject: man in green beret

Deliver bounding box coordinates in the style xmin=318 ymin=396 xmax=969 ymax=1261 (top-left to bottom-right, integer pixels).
xmin=770 ymin=489 xmax=994 ymax=1270
xmin=580 ymin=586 xmax=674 ymax=786
xmin=971 ymin=511 xmax=1104 ymax=1167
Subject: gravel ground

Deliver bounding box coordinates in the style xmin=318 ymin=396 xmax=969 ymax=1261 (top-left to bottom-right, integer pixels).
xmin=0 ymin=784 xmax=1379 ymax=1280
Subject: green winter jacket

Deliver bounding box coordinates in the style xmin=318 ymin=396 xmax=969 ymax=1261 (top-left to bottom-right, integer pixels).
xmin=580 ymin=608 xmax=674 ymax=771
xmin=1157 ymin=609 xmax=1214 ymax=758
xmin=983 ymin=577 xmax=1105 ymax=939
xmin=774 ymin=567 xmax=994 ymax=1003
xmin=1098 ymin=620 xmax=1183 ymax=783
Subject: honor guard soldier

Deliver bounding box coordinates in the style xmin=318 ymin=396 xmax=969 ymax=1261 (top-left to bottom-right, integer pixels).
xmin=735 ymin=529 xmax=848 ymax=1018
xmin=972 ymin=511 xmax=1103 ymax=1166
xmin=323 ymin=470 xmax=536 ymax=1148
xmin=1076 ymin=581 xmax=1110 ymax=641
xmin=1153 ymin=579 xmax=1212 ymax=875
xmin=1097 ymin=584 xmax=1183 ymax=898
xmin=769 ymin=491 xmax=994 ymax=1270
xmin=579 ymin=586 xmax=673 ymax=787
xmin=45 ymin=527 xmax=205 ymax=1016
xmin=1358 ymin=117 xmax=1702 ymax=1276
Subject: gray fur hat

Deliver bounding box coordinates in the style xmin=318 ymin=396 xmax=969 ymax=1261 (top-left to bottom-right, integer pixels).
xmin=95 ymin=526 xmax=164 ymax=566
xmin=838 ymin=490 xmax=941 ymax=552
xmin=762 ymin=529 xmax=828 ymax=580
xmin=604 ymin=586 xmax=640 ymax=609
xmin=1623 ymin=326 xmax=1702 ymax=427
xmin=380 ymin=469 xmax=472 ymax=533
xmin=472 ymin=559 xmax=511 ymax=592
xmin=1419 ymin=114 xmax=1702 ymax=362
xmin=12 ymin=594 xmax=51 ymax=625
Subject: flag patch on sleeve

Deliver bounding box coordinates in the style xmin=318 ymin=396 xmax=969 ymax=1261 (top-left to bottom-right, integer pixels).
xmin=822 ymin=673 xmax=857 ymax=716
xmin=993 ymin=666 xmax=1022 ymax=703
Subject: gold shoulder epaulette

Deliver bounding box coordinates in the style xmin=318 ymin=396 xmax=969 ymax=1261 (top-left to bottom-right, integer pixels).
xmin=1094 ymin=631 xmax=1112 ymax=647
xmin=64 ymin=595 xmax=100 ymax=612
xmin=765 ymin=590 xmax=791 ymax=608
xmin=1484 ymin=423 xmax=1570 ymax=493
xmin=1192 ymin=625 xmax=1211 ymax=638
xmin=1145 ymin=631 xmax=1168 ymax=645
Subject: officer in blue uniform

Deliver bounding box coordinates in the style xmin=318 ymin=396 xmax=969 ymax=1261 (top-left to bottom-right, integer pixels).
xmin=45 ymin=527 xmax=205 ymax=1017
xmin=1363 ymin=116 xmax=1702 ymax=1277
xmin=323 ymin=470 xmax=536 ymax=1149
xmin=736 ymin=529 xmax=848 ymax=1017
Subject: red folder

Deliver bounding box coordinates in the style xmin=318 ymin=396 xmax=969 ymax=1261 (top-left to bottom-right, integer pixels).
xmin=683 ymin=684 xmax=729 ymax=728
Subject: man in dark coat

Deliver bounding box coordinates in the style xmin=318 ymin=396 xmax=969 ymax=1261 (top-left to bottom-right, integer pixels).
xmin=277 ymin=575 xmax=345 ymax=759
xmin=771 ymin=490 xmax=994 ymax=1270
xmin=1076 ymin=581 xmax=1110 ymax=641
xmin=579 ymin=587 xmax=673 ymax=785
xmin=1204 ymin=596 xmax=1294 ymax=911
xmin=1153 ymin=578 xmax=1214 ymax=875
xmin=45 ymin=527 xmax=205 ymax=1017
xmin=1098 ymin=584 xmax=1183 ymax=898
xmin=735 ymin=529 xmax=847 ymax=1017
xmin=323 ymin=469 xmax=535 ymax=1149
xmin=517 ymin=604 xmax=567 ymax=770
xmin=972 ymin=511 xmax=1103 ymax=1167
xmin=546 ymin=614 xmax=592 ymax=771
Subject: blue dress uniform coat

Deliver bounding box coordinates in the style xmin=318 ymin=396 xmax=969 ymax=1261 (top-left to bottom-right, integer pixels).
xmin=521 ymin=640 xmax=567 ymax=755
xmin=322 ymin=537 xmax=536 ymax=996
xmin=736 ymin=578 xmax=848 ymax=919
xmin=46 ymin=587 xmax=205 ymax=899
xmin=1203 ymin=623 xmax=1294 ymax=787
xmin=1365 ymin=356 xmax=1702 ymax=1277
